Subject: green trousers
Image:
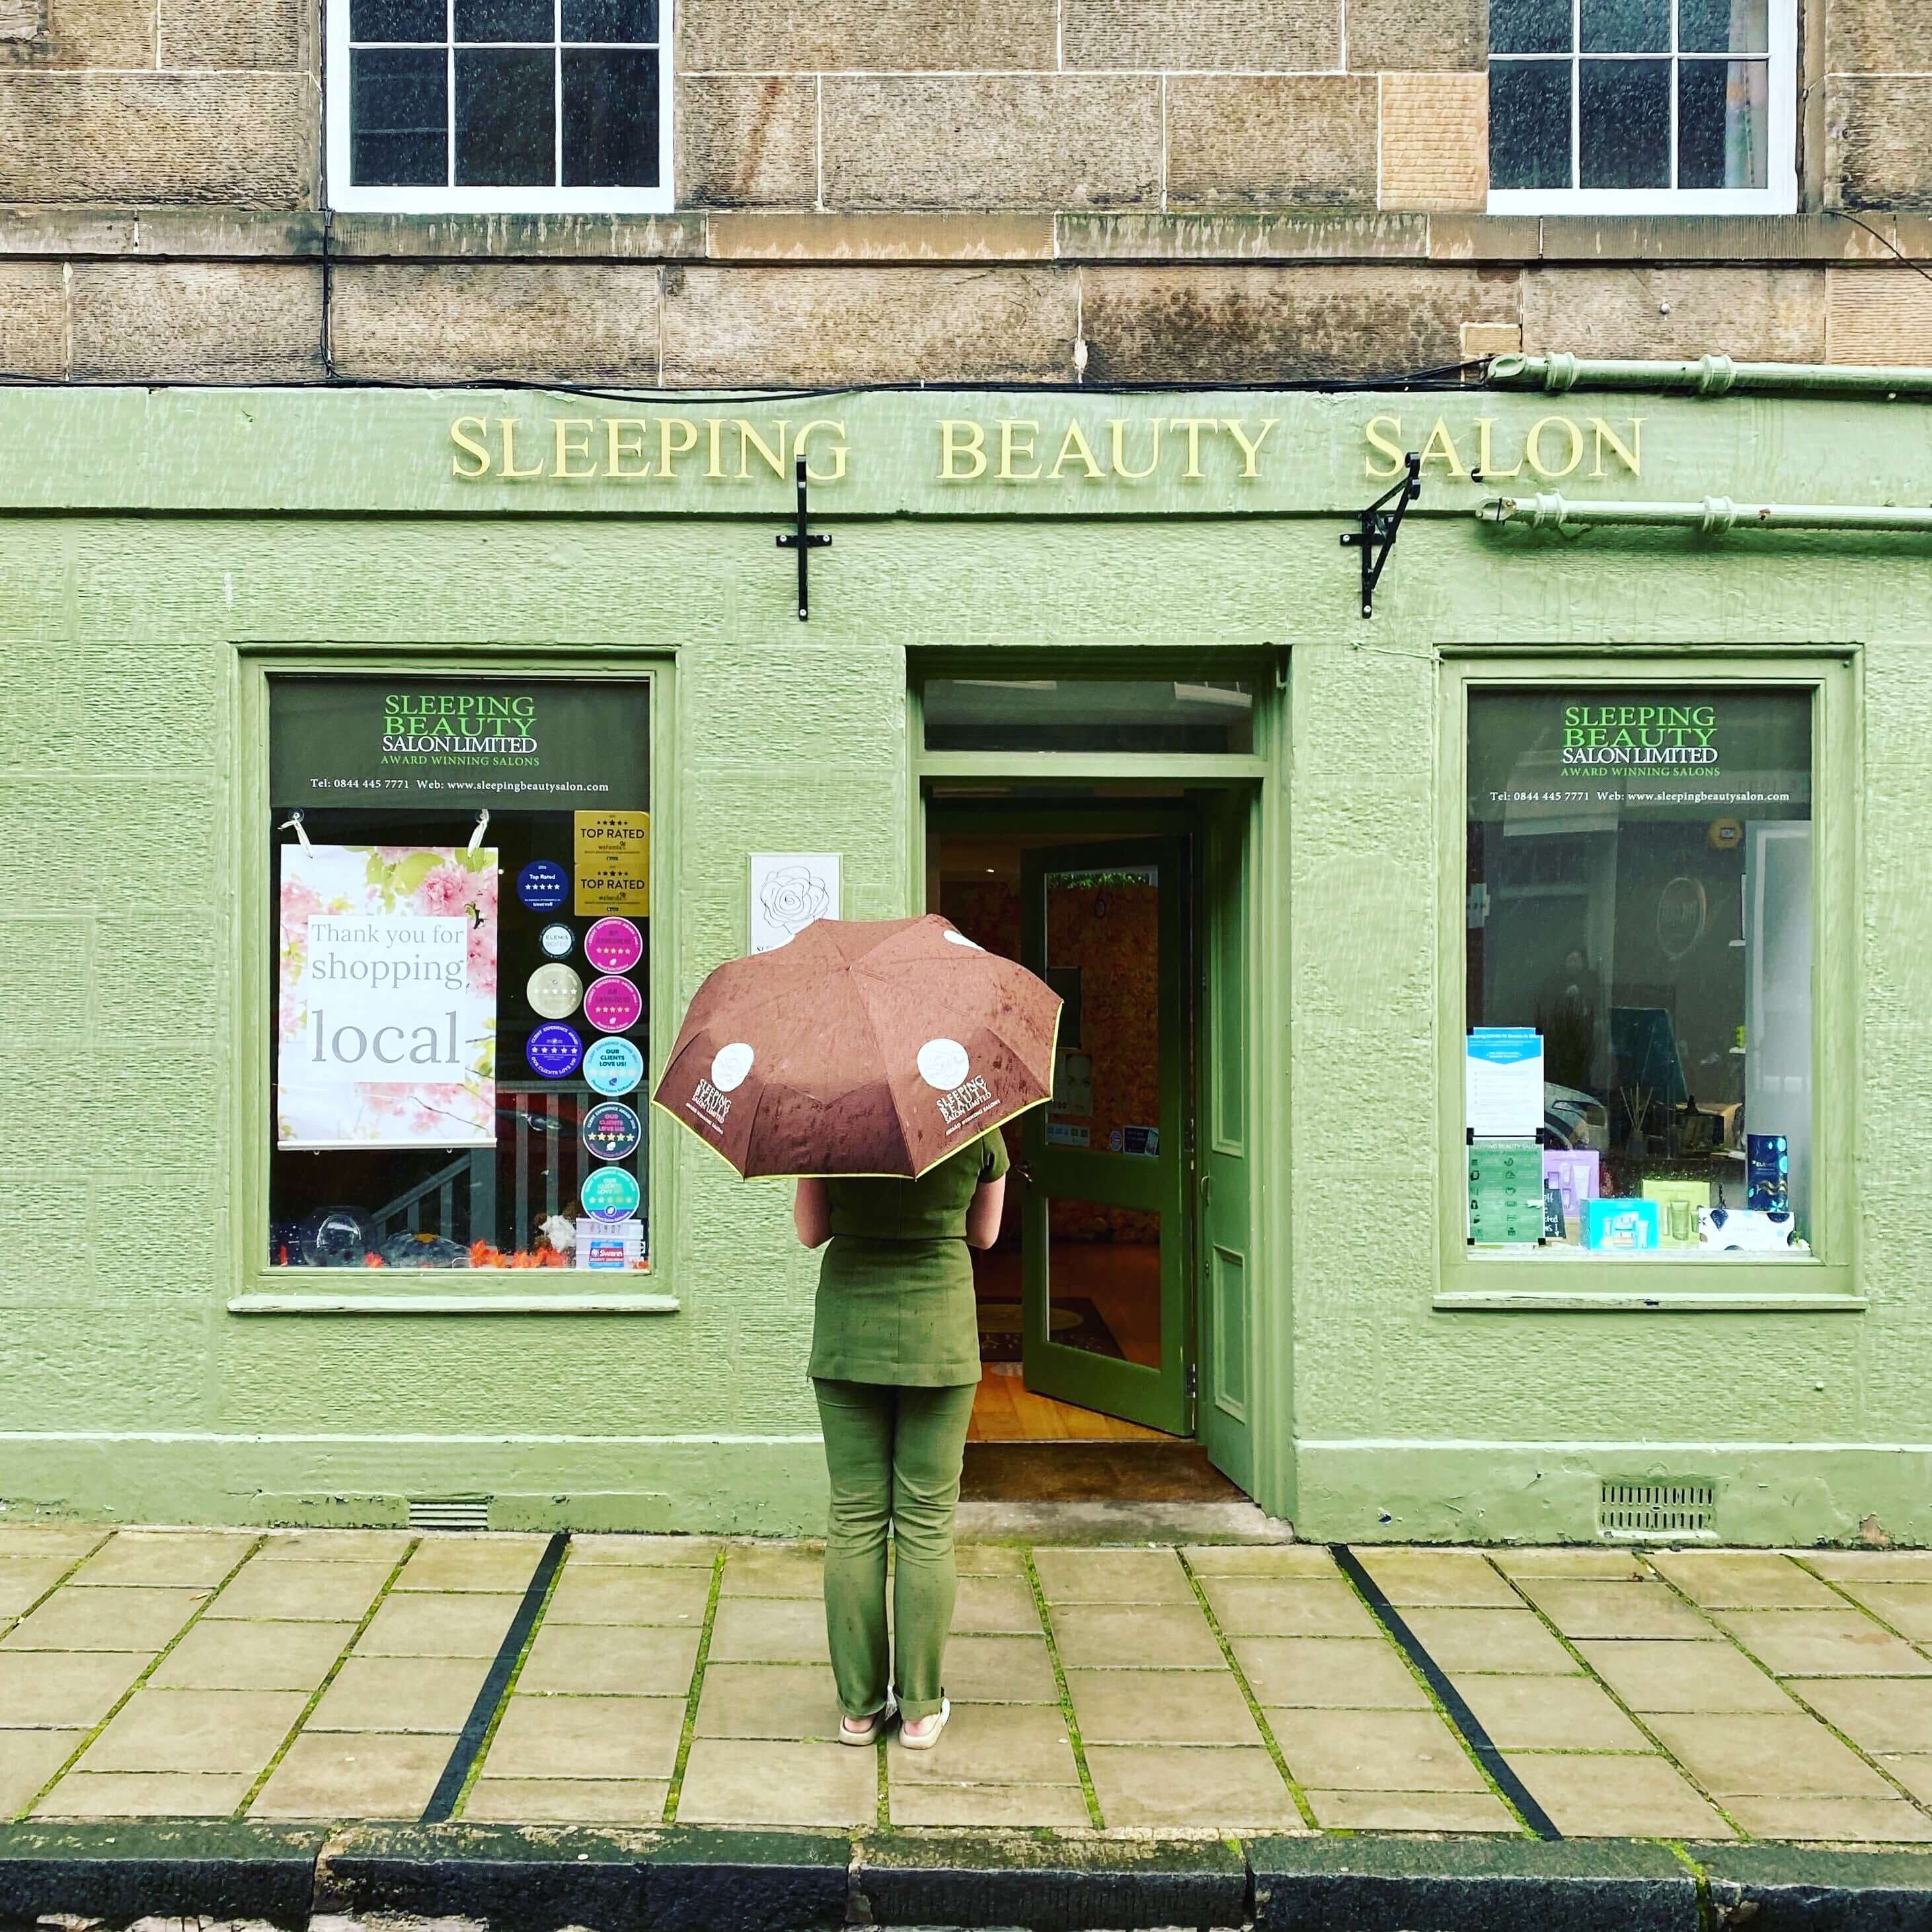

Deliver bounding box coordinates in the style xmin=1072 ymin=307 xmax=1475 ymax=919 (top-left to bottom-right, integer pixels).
xmin=812 ymin=1376 xmax=979 ymax=1722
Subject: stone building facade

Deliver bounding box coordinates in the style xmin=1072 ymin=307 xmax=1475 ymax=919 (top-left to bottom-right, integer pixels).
xmin=2 ymin=0 xmax=1931 ymax=385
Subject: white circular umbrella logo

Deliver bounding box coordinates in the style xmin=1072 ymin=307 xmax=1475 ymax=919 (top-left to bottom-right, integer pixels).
xmin=943 ymin=930 xmax=982 ymax=950
xmin=711 ymin=1042 xmax=755 ymax=1092
xmin=917 ymin=1038 xmax=970 ymax=1092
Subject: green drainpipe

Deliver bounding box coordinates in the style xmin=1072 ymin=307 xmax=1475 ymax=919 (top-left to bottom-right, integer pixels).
xmin=1487 ymin=350 xmax=1932 ymax=397
xmin=1477 ymin=492 xmax=1932 ymax=533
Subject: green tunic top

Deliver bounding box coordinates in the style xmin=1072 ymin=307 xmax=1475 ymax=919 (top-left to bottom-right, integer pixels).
xmin=808 ymin=1132 xmax=1011 ymax=1387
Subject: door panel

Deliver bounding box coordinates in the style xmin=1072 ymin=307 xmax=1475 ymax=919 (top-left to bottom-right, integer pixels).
xmin=1020 ymin=835 xmax=1191 ymax=1435
xmin=1199 ymin=790 xmax=1255 ymax=1490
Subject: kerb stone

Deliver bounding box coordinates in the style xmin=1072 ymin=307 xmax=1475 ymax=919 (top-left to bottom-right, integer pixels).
xmin=1694 ymin=1843 xmax=1932 ymax=1932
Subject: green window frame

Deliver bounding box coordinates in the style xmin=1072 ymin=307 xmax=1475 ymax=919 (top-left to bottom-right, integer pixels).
xmin=231 ymin=649 xmax=678 ymax=1317
xmin=1436 ymin=650 xmax=1859 ymax=1313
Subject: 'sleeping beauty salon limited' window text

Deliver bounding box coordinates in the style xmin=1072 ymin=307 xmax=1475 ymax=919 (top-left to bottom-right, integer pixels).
xmin=268 ymin=676 xmax=652 ymax=1274
xmin=1464 ymin=683 xmax=1815 ymax=1261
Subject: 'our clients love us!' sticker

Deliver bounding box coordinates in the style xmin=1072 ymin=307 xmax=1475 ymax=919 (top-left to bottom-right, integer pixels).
xmin=582 ymin=1101 xmax=642 ymax=1163
xmin=581 ymin=1166 xmax=641 ymax=1221
xmin=526 ymin=1023 xmax=584 ymax=1079
xmin=583 ymin=1035 xmax=644 ymax=1096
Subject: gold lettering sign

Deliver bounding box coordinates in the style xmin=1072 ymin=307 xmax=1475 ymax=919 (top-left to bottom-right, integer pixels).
xmin=575 ymin=810 xmax=652 ymax=915
xmin=453 ymin=416 xmax=849 ymax=483
xmin=937 ymin=416 xmax=1281 ymax=483
xmin=1363 ymin=413 xmax=1643 ymax=481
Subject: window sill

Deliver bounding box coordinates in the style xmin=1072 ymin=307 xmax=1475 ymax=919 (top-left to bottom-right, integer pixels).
xmin=1435 ymin=1289 xmax=1865 ymax=1313
xmin=231 ymin=1277 xmax=677 ymax=1315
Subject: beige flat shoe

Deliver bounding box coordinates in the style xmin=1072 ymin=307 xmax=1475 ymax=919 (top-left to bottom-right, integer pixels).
xmin=897 ymin=1697 xmax=950 ymax=1751
xmin=838 ymin=1693 xmax=896 ymax=1746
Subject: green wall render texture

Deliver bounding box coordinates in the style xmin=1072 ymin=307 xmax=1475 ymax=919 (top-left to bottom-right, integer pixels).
xmin=0 ymin=385 xmax=1927 ymax=1541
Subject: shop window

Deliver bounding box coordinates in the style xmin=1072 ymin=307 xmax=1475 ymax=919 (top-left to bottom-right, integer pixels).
xmin=327 ymin=0 xmax=671 ymax=212
xmin=1465 ymin=685 xmax=1812 ymax=1258
xmin=1488 ymin=0 xmax=1797 ymax=213
xmin=268 ymin=675 xmax=652 ymax=1274
xmin=923 ymin=678 xmax=1255 ymax=754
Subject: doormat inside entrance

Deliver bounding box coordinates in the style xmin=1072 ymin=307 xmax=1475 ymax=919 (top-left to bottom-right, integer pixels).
xmin=976 ymin=1295 xmax=1122 ymax=1364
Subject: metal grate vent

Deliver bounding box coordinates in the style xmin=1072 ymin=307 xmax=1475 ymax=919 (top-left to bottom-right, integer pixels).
xmin=1598 ymin=1479 xmax=1717 ymax=1539
xmin=406 ymin=1495 xmax=491 ymax=1531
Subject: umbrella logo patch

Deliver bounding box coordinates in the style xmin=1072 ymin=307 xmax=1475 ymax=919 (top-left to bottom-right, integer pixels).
xmin=689 ymin=1041 xmax=753 ymax=1130
xmin=920 ymin=1037 xmax=995 ymax=1132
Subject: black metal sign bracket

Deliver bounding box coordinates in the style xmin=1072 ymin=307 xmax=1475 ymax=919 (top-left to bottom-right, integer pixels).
xmin=775 ymin=455 xmax=831 ymax=621
xmin=1340 ymin=451 xmax=1422 ymax=619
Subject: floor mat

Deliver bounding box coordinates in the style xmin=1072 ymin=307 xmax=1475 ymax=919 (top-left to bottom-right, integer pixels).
xmin=975 ymin=1294 xmax=1122 ymax=1363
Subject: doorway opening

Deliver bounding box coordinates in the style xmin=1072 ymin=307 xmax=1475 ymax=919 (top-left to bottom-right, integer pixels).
xmin=926 ymin=791 xmax=1258 ymax=1505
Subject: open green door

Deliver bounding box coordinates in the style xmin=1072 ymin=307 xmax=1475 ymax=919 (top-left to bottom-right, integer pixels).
xmin=1019 ymin=835 xmax=1192 ymax=1436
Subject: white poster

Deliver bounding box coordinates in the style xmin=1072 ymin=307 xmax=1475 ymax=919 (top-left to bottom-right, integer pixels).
xmin=278 ymin=843 xmax=498 ymax=1149
xmin=1465 ymin=1026 xmax=1544 ymax=1139
xmin=749 ymin=853 xmax=840 ymax=954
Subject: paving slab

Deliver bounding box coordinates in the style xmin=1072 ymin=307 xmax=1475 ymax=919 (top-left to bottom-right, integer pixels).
xmin=1183 ymin=1543 xmax=1340 ymax=1576
xmin=0 ymin=1560 xmax=75 ymax=1619
xmin=33 ymin=1771 xmax=254 ymax=1818
xmin=1880 ymin=1756 xmax=1932 ymax=1802
xmin=249 ymin=1730 xmax=453 ymax=1818
xmin=482 ymin=1694 xmax=684 ymax=1781
xmin=75 ymin=1688 xmax=308 ymax=1776
xmin=570 ymin=1533 xmax=720 ymax=1566
xmin=887 ymin=1779 xmax=1092 ymax=1825
xmin=0 ymin=1528 xmax=107 ymax=1563
xmin=1646 ymin=1712 xmax=1897 ymax=1798
xmin=1801 ymin=1549 xmax=1932 ymax=1580
xmin=1578 ymin=1637 xmax=1795 ymax=1712
xmin=954 ymin=1542 xmax=1028 ymax=1574
xmin=1506 ymin=1750 xmax=1734 ymax=1837
xmin=516 ymin=1619 xmax=702 ymax=1695
xmin=1652 ymin=1551 xmax=1845 ymax=1610
xmin=1720 ymin=1794 xmax=1932 ymax=1841
xmin=69 ymin=1533 xmax=255 ymax=1590
xmin=395 ymin=1535 xmax=548 ymax=1593
xmin=708 ymin=1596 xmax=831 ymax=1664
xmin=3 ymin=1586 xmax=208 ymax=1652
xmin=1717 ymin=1610 xmax=1932 ymax=1677
xmin=951 ymin=1572 xmax=1044 ymax=1633
xmin=1451 ymin=1672 xmax=1654 ymax=1749
xmin=545 ymin=1565 xmax=711 ymax=1625
xmin=1834 ymin=1582 xmax=1932 ymax=1641
xmin=1301 ymin=1787 xmax=1520 ymax=1831
xmin=1201 ymin=1578 xmax=1382 ymax=1638
xmin=1352 ymin=1549 xmax=1521 ymax=1607
xmin=1785 ymin=1677 xmax=1932 ymax=1755
xmin=1034 ymin=1547 xmax=1194 ymax=1603
xmin=942 ymin=1632 xmax=1059 ymax=1702
xmin=1084 ymin=1743 xmax=1303 ymax=1828
xmin=1065 ymin=1665 xmax=1262 ymax=1744
xmin=1514 ymin=1579 xmax=1724 ymax=1639
xmin=204 ymin=1558 xmax=393 ymax=1622
xmin=1050 ymin=1601 xmax=1225 ymax=1667
xmin=1490 ymin=1547 xmax=1649 ymax=1578
xmin=890 ymin=1701 xmax=1079 ymax=1784
xmin=356 ymin=1588 xmax=523 ymax=1657
xmin=147 ymin=1617 xmax=356 ymax=1691
xmin=463 ymin=1777 xmax=668 ymax=1822
xmin=1399 ymin=1607 xmax=1580 ymax=1674
xmin=695 ymin=1663 xmax=841 ymax=1740
xmin=256 ymin=1529 xmax=416 ymax=1563
xmin=675 ymin=1738 xmax=876 ymax=1826
xmin=0 ymin=1730 xmax=81 ymax=1814
xmin=0 ymin=1650 xmax=151 ymax=1727
xmin=718 ymin=1545 xmax=823 ymax=1596
xmin=306 ymin=1653 xmax=494 ymax=1732
xmin=1274 ymin=1709 xmax=1488 ymax=1792
xmin=1238 ymin=1634 xmax=1430 ymax=1709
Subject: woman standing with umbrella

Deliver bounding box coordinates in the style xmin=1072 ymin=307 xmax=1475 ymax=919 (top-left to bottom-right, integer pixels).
xmin=654 ymin=915 xmax=1060 ymax=1753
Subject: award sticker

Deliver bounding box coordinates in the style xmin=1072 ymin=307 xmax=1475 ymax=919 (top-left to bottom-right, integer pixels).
xmin=584 ymin=916 xmax=644 ymax=975
xmin=517 ymin=860 xmax=568 ymax=911
xmin=526 ymin=1023 xmax=584 ymax=1079
xmin=526 ymin=962 xmax=584 ymax=1020
xmin=583 ymin=1035 xmax=644 ymax=1097
xmin=581 ymin=1165 xmax=642 ymax=1221
xmin=538 ymin=923 xmax=575 ymax=959
xmin=583 ymin=974 xmax=643 ymax=1034
xmin=582 ymin=1100 xmax=642 ymax=1163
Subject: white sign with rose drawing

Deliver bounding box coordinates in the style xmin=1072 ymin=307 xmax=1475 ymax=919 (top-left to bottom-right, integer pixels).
xmin=748 ymin=853 xmax=841 ymax=954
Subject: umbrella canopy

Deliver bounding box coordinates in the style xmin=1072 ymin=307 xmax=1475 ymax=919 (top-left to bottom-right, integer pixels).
xmin=651 ymin=915 xmax=1061 ymax=1179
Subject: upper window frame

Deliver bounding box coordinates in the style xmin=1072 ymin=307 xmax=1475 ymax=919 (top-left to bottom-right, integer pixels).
xmin=324 ymin=0 xmax=676 ymax=215
xmin=1487 ymin=0 xmax=1798 ymax=217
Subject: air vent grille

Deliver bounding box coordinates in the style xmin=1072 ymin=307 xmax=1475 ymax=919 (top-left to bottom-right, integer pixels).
xmin=1599 ymin=1479 xmax=1717 ymax=1539
xmin=406 ymin=1495 xmax=491 ymax=1531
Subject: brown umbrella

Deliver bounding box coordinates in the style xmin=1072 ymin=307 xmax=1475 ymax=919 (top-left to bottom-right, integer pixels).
xmin=651 ymin=915 xmax=1061 ymax=1179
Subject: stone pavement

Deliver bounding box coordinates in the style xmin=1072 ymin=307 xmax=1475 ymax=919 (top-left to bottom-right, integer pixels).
xmin=3 ymin=1525 xmax=1932 ymax=1843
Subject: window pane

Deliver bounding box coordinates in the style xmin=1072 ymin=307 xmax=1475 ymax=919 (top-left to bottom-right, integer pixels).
xmin=455 ymin=46 xmax=555 ymax=185
xmin=1680 ymin=0 xmax=1768 ymax=53
xmin=1465 ymin=687 xmax=1814 ymax=1257
xmin=564 ymin=0 xmax=657 ymax=38
xmin=1679 ymin=57 xmax=1769 ymax=186
xmin=922 ymin=678 xmax=1254 ymax=753
xmin=350 ymin=0 xmax=442 ymax=40
xmin=562 ymin=47 xmax=659 ymax=185
xmin=1490 ymin=59 xmax=1572 ymax=190
xmin=1580 ymin=58 xmax=1670 ymax=187
xmin=455 ymin=0 xmax=552 ymax=38
xmin=351 ymin=47 xmax=447 ymax=186
xmin=268 ymin=677 xmax=654 ymax=1274
xmin=1046 ymin=1199 xmax=1162 ymax=1366
xmin=1580 ymin=0 xmax=1669 ymax=51
xmin=1490 ymin=0 xmax=1572 ymax=53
